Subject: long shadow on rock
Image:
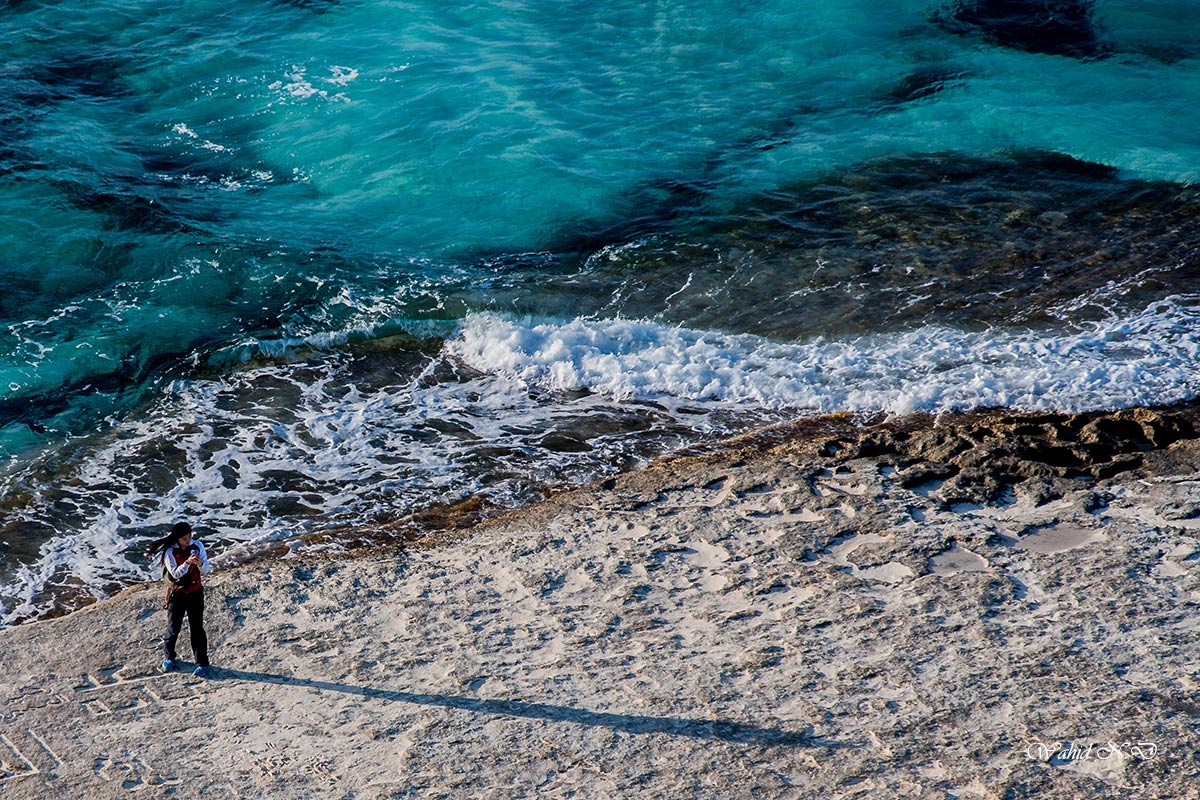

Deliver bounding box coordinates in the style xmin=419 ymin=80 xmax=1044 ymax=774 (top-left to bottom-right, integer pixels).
xmin=217 ymin=668 xmax=841 ymax=748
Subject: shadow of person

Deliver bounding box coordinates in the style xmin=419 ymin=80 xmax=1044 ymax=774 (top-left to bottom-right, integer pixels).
xmin=213 ymin=668 xmax=848 ymax=749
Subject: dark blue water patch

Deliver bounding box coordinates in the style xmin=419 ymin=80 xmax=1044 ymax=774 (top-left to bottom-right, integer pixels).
xmin=0 ymin=49 xmax=143 ymax=133
xmin=928 ymin=1 xmax=1197 ymax=63
xmin=271 ymin=0 xmax=343 ymax=12
xmin=136 ymin=150 xmax=270 ymax=193
xmin=930 ymin=0 xmax=1107 ymax=58
xmin=0 ymin=369 xmax=157 ymax=435
xmin=0 ymin=38 xmax=291 ymax=228
xmin=53 ymin=179 xmax=204 ymax=235
xmin=31 ymin=52 xmax=135 ymax=100
xmin=1 ymin=144 xmax=288 ymax=243
xmin=0 ymin=144 xmax=36 ymax=178
xmin=0 ymin=276 xmax=40 ymax=319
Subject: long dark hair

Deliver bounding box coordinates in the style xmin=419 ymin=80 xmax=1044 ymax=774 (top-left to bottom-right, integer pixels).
xmin=146 ymin=521 xmax=193 ymax=563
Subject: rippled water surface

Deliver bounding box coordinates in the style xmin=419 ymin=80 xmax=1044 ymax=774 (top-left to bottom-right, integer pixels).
xmin=2 ymin=0 xmax=1200 ymax=622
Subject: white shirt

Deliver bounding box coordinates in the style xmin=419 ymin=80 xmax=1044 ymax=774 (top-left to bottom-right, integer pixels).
xmin=162 ymin=539 xmax=213 ymax=580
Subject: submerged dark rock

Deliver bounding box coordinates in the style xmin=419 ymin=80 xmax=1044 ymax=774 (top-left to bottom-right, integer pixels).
xmin=931 ymin=0 xmax=1108 ymax=58
xmin=506 ymin=68 xmax=971 ymax=263
xmin=480 ymin=149 xmax=1200 ymax=340
xmin=874 ymin=65 xmax=968 ymax=109
xmin=543 ymin=176 xmax=716 ymax=258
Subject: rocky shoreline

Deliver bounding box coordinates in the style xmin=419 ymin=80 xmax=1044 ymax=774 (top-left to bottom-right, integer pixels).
xmin=1 ymin=405 xmax=1198 ymax=798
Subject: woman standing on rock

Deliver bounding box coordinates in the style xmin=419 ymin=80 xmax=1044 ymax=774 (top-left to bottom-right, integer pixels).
xmin=147 ymin=521 xmax=213 ymax=677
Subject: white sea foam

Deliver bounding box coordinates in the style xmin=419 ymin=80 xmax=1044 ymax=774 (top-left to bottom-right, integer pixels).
xmin=326 ymin=66 xmax=359 ymax=86
xmin=6 ymin=297 xmax=1200 ymax=625
xmin=0 ymin=347 xmax=714 ymax=625
xmin=446 ymin=298 xmax=1200 ymax=415
xmin=270 ymin=66 xmax=350 ymax=103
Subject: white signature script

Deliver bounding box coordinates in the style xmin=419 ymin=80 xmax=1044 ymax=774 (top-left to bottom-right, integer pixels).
xmin=1024 ymin=740 xmax=1160 ymax=762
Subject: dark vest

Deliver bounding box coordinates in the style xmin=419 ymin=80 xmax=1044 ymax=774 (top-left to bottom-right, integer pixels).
xmin=168 ymin=544 xmax=203 ymax=593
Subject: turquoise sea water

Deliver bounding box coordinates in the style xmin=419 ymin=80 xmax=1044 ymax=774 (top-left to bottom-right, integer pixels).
xmin=2 ymin=0 xmax=1200 ymax=622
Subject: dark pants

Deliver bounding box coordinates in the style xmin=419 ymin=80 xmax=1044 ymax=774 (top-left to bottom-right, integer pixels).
xmin=164 ymin=589 xmax=208 ymax=666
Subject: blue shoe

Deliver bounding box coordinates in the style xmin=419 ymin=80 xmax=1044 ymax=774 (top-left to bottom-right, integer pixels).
xmin=161 ymin=659 xmax=175 ymax=672
xmin=193 ymin=665 xmax=209 ymax=678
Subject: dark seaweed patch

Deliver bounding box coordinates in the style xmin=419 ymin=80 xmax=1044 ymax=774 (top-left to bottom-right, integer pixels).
xmin=136 ymin=146 xmax=283 ymax=193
